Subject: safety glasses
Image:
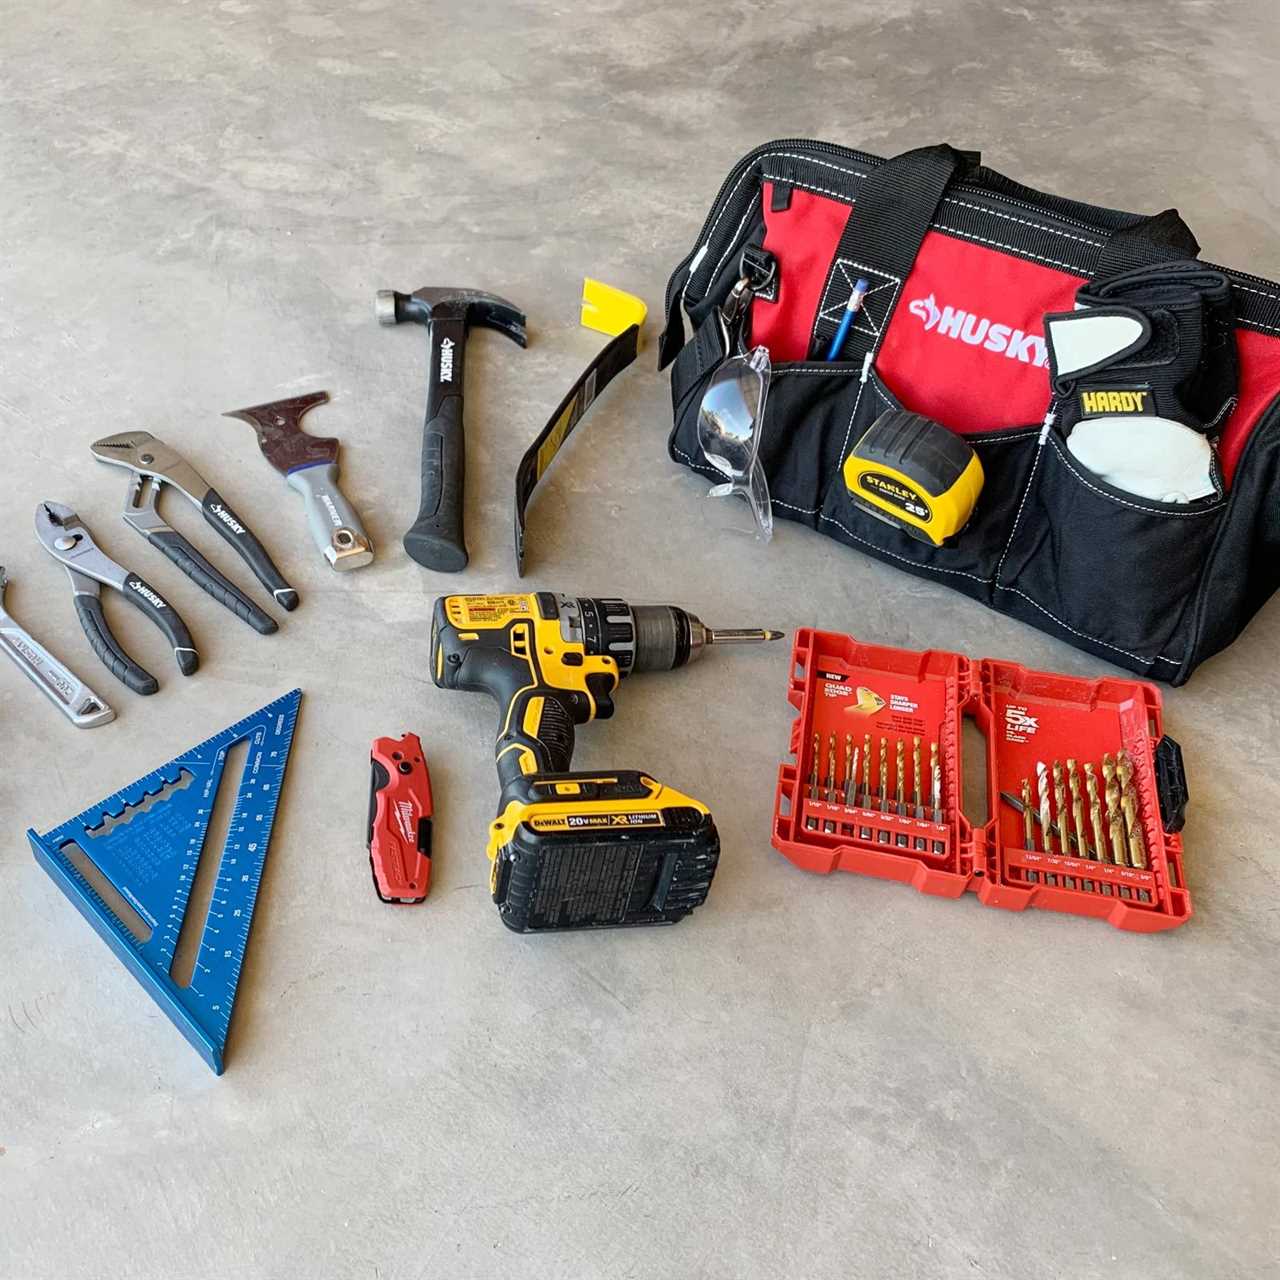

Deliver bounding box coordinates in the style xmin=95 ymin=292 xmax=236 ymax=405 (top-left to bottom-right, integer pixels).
xmin=696 ymin=345 xmax=774 ymax=541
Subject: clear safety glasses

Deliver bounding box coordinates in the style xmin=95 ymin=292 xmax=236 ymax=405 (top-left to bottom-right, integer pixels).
xmin=696 ymin=345 xmax=774 ymax=541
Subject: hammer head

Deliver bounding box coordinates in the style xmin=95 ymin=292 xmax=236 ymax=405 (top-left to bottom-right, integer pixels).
xmin=375 ymin=286 xmax=527 ymax=347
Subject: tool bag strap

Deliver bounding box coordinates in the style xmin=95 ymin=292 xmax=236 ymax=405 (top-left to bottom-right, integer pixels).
xmin=809 ymin=143 xmax=980 ymax=361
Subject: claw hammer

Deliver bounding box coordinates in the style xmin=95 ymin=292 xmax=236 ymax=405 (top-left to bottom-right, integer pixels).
xmin=376 ymin=286 xmax=526 ymax=571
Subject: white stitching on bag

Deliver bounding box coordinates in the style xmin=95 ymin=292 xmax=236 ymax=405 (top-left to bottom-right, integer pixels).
xmin=941 ymin=197 xmax=1105 ymax=248
xmin=932 ymin=223 xmax=1089 ymax=273
xmin=816 ymin=511 xmax=994 ymax=583
xmin=1000 ymin=585 xmax=1156 ymax=663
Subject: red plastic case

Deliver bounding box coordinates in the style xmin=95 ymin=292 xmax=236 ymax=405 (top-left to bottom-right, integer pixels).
xmin=772 ymin=630 xmax=1191 ymax=932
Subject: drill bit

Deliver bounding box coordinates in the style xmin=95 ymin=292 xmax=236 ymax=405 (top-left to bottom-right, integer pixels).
xmin=860 ymin=732 xmax=871 ymax=807
xmin=1084 ymin=762 xmax=1106 ymax=861
xmin=1067 ymin=759 xmax=1089 ymax=859
xmin=1035 ymin=762 xmax=1052 ymax=855
xmin=931 ymin=760 xmax=943 ymax=823
xmin=843 ymin=733 xmax=854 ymax=803
xmin=808 ymin=732 xmax=821 ymax=801
xmin=1116 ymin=750 xmax=1147 ymax=869
xmin=878 ymin=737 xmax=888 ymax=812
xmin=1052 ymin=760 xmax=1067 ymax=856
xmin=845 ymin=746 xmax=859 ymax=807
xmin=895 ymin=738 xmax=906 ymax=815
xmin=1102 ymin=753 xmax=1126 ymax=866
xmin=911 ymin=736 xmax=922 ymax=817
xmin=1020 ymin=778 xmax=1034 ymax=851
xmin=826 ymin=732 xmax=838 ymax=803
xmin=703 ymin=628 xmax=786 ymax=646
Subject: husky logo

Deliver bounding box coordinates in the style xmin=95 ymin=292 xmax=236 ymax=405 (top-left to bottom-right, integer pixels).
xmin=906 ymin=293 xmax=1048 ymax=367
xmin=320 ymin=493 xmax=342 ymax=527
xmin=130 ymin=580 xmax=166 ymax=609
xmin=439 ymin=337 xmax=455 ymax=383
xmin=209 ymin=503 xmax=245 ymax=536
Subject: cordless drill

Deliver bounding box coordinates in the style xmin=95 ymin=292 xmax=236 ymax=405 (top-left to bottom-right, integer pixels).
xmin=430 ymin=592 xmax=783 ymax=932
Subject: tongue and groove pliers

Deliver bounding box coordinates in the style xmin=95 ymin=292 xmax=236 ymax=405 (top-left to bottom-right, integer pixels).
xmin=90 ymin=431 xmax=298 ymax=628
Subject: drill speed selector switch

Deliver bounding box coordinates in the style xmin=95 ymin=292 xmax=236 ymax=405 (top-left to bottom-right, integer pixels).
xmin=367 ymin=733 xmax=434 ymax=903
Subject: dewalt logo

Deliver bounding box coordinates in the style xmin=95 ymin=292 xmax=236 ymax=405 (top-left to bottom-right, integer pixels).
xmin=1080 ymin=389 xmax=1150 ymax=416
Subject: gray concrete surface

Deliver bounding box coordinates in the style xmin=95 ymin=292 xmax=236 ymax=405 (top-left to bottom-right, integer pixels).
xmin=2 ymin=2 xmax=1278 ymax=1276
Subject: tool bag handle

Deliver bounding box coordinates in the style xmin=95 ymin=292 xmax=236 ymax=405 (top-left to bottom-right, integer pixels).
xmin=810 ymin=144 xmax=1203 ymax=361
xmin=809 ymin=143 xmax=981 ymax=360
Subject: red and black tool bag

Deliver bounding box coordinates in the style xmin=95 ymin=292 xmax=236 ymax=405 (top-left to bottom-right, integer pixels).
xmin=660 ymin=141 xmax=1280 ymax=684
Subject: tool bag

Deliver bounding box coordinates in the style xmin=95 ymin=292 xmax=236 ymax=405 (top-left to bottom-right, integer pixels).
xmin=660 ymin=141 xmax=1280 ymax=684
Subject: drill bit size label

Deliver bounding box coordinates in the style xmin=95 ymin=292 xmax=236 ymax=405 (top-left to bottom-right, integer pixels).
xmin=1004 ymin=704 xmax=1040 ymax=742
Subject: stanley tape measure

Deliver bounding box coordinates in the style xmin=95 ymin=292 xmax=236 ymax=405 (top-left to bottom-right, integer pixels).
xmin=842 ymin=409 xmax=984 ymax=546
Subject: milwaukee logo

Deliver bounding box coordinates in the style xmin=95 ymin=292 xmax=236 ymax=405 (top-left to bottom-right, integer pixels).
xmin=130 ymin=580 xmax=166 ymax=609
xmin=906 ymin=294 xmax=1048 ymax=367
xmin=439 ymin=337 xmax=455 ymax=383
xmin=1081 ymin=389 xmax=1149 ymax=415
xmin=209 ymin=503 xmax=245 ymax=535
xmin=395 ymin=799 xmax=415 ymax=843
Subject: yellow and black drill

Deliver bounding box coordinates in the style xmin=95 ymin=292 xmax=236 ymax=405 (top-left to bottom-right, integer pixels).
xmin=430 ymin=592 xmax=783 ymax=932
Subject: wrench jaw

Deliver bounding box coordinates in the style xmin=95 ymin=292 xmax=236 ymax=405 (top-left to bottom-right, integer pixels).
xmin=35 ymin=502 xmax=128 ymax=593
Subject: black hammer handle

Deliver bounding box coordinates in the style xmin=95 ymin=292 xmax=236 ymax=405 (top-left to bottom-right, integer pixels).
xmin=404 ymin=316 xmax=469 ymax=572
xmin=119 ymin=574 xmax=200 ymax=676
xmin=149 ymin=528 xmax=278 ymax=635
xmin=200 ymin=488 xmax=300 ymax=611
xmin=74 ymin=594 xmax=159 ymax=696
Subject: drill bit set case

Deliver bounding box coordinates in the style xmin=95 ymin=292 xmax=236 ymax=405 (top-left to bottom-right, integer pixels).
xmin=772 ymin=629 xmax=1191 ymax=933
xmin=660 ymin=139 xmax=1280 ymax=685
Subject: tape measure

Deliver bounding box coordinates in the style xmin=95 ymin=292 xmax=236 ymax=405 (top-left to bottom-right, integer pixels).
xmin=843 ymin=409 xmax=984 ymax=546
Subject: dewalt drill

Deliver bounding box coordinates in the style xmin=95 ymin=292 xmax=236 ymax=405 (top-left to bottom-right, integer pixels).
xmin=430 ymin=592 xmax=783 ymax=932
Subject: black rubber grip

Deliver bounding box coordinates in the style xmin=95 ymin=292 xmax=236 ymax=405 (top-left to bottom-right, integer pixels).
xmin=404 ymin=395 xmax=468 ymax=572
xmin=74 ymin=594 xmax=158 ymax=695
xmin=201 ymin=488 xmax=299 ymax=611
xmin=121 ymin=574 xmax=199 ymax=676
xmin=495 ymin=689 xmax=576 ymax=791
xmin=149 ymin=529 xmax=278 ymax=635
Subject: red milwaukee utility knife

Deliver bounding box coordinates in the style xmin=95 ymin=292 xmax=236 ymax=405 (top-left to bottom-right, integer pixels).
xmin=367 ymin=733 xmax=433 ymax=903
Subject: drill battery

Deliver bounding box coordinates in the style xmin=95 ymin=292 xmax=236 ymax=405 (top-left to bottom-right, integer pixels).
xmin=487 ymin=771 xmax=720 ymax=932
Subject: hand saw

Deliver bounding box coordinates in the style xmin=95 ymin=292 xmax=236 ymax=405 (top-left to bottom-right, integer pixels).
xmin=26 ymin=689 xmax=302 ymax=1073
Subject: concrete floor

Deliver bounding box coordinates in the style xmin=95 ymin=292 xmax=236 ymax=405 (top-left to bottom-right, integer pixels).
xmin=2 ymin=1 xmax=1278 ymax=1276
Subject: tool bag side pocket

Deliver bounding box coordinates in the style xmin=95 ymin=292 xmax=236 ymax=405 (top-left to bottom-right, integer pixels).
xmin=1173 ymin=393 xmax=1280 ymax=680
xmin=994 ymin=431 xmax=1227 ymax=676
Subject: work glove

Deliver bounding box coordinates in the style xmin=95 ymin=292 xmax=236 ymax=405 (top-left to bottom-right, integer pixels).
xmin=1044 ymin=263 xmax=1237 ymax=502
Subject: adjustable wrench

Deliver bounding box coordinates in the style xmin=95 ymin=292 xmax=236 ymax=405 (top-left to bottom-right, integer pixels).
xmin=0 ymin=565 xmax=115 ymax=727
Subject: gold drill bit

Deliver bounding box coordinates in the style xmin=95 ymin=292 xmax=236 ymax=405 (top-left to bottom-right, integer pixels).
xmin=1102 ymin=754 xmax=1126 ymax=866
xmin=861 ymin=732 xmax=871 ymax=806
xmin=843 ymin=733 xmax=853 ymax=802
xmin=931 ymin=760 xmax=943 ymax=823
xmin=895 ymin=738 xmax=906 ymax=815
xmin=1035 ymin=762 xmax=1052 ymax=855
xmin=878 ymin=737 xmax=888 ymax=812
xmin=1020 ymin=777 xmax=1035 ymax=851
xmin=1084 ymin=762 xmax=1106 ymax=861
xmin=1067 ymin=759 xmax=1089 ymax=859
xmin=912 ymin=736 xmax=923 ymax=817
xmin=826 ymin=733 xmax=838 ymax=803
xmin=845 ymin=747 xmax=859 ymax=806
xmin=1052 ymin=761 xmax=1067 ymax=856
xmin=808 ymin=732 xmax=820 ymax=801
xmin=1117 ymin=750 xmax=1147 ymax=870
